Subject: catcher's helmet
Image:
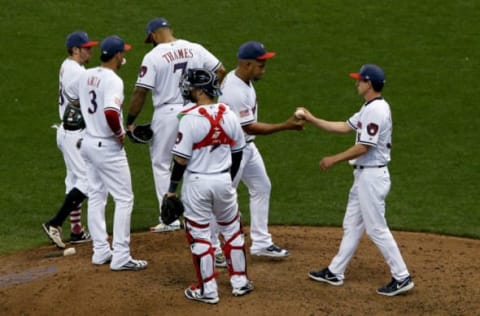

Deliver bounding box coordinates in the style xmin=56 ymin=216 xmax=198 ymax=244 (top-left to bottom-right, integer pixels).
xmin=180 ymin=68 xmax=221 ymax=102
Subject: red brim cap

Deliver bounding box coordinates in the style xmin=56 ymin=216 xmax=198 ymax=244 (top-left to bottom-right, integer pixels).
xmin=81 ymin=41 xmax=99 ymax=48
xmin=349 ymin=73 xmax=363 ymax=80
xmin=256 ymin=51 xmax=276 ymax=60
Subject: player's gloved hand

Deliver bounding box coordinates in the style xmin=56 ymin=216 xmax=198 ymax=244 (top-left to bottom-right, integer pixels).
xmin=126 ymin=123 xmax=153 ymax=144
xmin=161 ymin=193 xmax=184 ymax=225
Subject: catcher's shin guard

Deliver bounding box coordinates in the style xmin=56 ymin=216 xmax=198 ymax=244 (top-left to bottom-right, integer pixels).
xmin=186 ymin=226 xmax=217 ymax=290
xmin=219 ymin=213 xmax=247 ymax=277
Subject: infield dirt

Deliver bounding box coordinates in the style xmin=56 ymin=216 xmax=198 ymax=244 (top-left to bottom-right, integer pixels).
xmin=1 ymin=226 xmax=478 ymax=315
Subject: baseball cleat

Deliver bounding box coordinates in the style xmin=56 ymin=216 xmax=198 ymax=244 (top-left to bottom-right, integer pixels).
xmin=251 ymin=244 xmax=289 ymax=258
xmin=232 ymin=280 xmax=254 ymax=297
xmin=376 ymin=276 xmax=414 ymax=296
xmin=308 ymin=268 xmax=344 ymax=286
xmin=70 ymin=230 xmax=91 ymax=244
xmin=42 ymin=223 xmax=66 ymax=249
xmin=149 ymin=220 xmax=181 ymax=233
xmin=111 ymin=259 xmax=148 ymax=271
xmin=184 ymin=285 xmax=219 ymax=304
xmin=215 ymin=253 xmax=227 ymax=268
xmin=92 ymin=253 xmax=112 ymax=265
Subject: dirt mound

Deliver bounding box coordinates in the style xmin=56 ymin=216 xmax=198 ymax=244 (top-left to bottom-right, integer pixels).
xmin=1 ymin=226 xmax=478 ymax=315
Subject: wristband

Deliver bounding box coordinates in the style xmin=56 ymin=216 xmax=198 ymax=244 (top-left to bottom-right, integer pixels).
xmin=126 ymin=114 xmax=137 ymax=126
xmin=168 ymin=181 xmax=179 ymax=193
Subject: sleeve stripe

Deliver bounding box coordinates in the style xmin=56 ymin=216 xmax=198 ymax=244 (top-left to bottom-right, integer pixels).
xmin=231 ymin=145 xmax=245 ymax=153
xmin=104 ymin=106 xmax=120 ymax=113
xmin=240 ymin=119 xmax=255 ymax=126
xmin=172 ymin=150 xmax=191 ymax=160
xmin=347 ymin=119 xmax=356 ymax=130
xmin=211 ymin=61 xmax=222 ymax=72
xmin=135 ymin=83 xmax=154 ymax=90
xmin=357 ymin=140 xmax=377 ymax=147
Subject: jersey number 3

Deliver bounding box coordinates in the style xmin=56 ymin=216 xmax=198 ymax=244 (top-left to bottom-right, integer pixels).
xmin=88 ymin=90 xmax=98 ymax=114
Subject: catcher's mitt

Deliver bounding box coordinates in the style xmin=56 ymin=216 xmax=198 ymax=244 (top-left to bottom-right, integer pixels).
xmin=161 ymin=194 xmax=184 ymax=225
xmin=127 ymin=123 xmax=153 ymax=144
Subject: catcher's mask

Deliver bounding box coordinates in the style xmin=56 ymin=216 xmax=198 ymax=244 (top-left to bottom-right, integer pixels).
xmin=180 ymin=68 xmax=221 ymax=103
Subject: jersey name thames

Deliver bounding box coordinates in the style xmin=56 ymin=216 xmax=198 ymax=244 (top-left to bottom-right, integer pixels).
xmin=162 ymin=48 xmax=194 ymax=63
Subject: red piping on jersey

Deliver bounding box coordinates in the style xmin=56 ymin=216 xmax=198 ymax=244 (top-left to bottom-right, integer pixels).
xmin=192 ymin=104 xmax=236 ymax=150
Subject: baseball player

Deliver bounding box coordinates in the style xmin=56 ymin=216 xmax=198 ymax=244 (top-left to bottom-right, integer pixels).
xmin=304 ymin=64 xmax=414 ymax=296
xmin=42 ymin=31 xmax=96 ymax=248
xmin=66 ymin=35 xmax=147 ymax=271
xmin=166 ymin=68 xmax=251 ymax=304
xmin=126 ymin=17 xmax=226 ymax=234
xmin=216 ymin=41 xmax=304 ymax=257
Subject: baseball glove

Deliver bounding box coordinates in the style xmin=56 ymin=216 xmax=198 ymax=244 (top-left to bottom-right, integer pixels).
xmin=161 ymin=194 xmax=184 ymax=225
xmin=127 ymin=123 xmax=153 ymax=144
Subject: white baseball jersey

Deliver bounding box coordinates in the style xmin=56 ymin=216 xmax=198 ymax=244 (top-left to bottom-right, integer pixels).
xmin=68 ymin=65 xmax=137 ymax=268
xmin=328 ymin=96 xmax=410 ymax=282
xmin=135 ymin=39 xmax=221 ymax=107
xmin=216 ymin=70 xmax=276 ymax=252
xmin=218 ymin=71 xmax=257 ymax=143
xmin=175 ymin=103 xmax=249 ymax=296
xmin=58 ymin=58 xmax=86 ymax=119
xmin=67 ymin=67 xmax=125 ymax=138
xmin=172 ymin=103 xmax=245 ymax=173
xmin=347 ymin=97 xmax=392 ymax=166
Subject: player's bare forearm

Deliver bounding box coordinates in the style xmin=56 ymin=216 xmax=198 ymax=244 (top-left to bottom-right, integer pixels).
xmin=299 ymin=107 xmax=351 ymax=134
xmin=126 ymin=86 xmax=149 ymax=128
xmin=243 ymin=117 xmax=304 ymax=135
xmin=313 ymin=119 xmax=350 ymax=134
xmin=320 ymin=144 xmax=369 ymax=170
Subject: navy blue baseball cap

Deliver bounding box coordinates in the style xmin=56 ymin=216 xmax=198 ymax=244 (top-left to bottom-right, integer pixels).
xmin=237 ymin=41 xmax=276 ymax=60
xmin=349 ymin=64 xmax=385 ymax=83
xmin=66 ymin=31 xmax=98 ymax=49
xmin=145 ymin=17 xmax=170 ymax=43
xmin=100 ymin=35 xmax=131 ymax=56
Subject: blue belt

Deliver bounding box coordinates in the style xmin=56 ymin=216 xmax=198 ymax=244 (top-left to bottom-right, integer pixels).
xmin=353 ymin=165 xmax=387 ymax=169
xmin=189 ymin=168 xmax=229 ymax=174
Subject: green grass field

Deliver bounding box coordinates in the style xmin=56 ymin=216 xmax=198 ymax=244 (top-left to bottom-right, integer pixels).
xmin=1 ymin=0 xmax=479 ymax=254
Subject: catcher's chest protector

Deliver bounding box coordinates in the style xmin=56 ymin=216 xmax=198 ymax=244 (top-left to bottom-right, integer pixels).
xmin=193 ymin=105 xmax=236 ymax=149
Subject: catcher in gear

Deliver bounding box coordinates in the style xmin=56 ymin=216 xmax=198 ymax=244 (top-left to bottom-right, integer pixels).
xmin=166 ymin=68 xmax=252 ymax=304
xmin=126 ymin=123 xmax=153 ymax=144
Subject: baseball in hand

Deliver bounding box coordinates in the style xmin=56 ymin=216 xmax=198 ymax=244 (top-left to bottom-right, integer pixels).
xmin=63 ymin=247 xmax=76 ymax=256
xmin=294 ymin=109 xmax=306 ymax=119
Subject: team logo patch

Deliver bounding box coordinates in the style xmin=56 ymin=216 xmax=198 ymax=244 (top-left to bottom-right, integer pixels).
xmin=139 ymin=66 xmax=147 ymax=78
xmin=175 ymin=132 xmax=183 ymax=144
xmin=367 ymin=123 xmax=379 ymax=136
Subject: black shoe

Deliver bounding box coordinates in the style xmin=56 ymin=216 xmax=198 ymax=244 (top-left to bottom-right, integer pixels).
xmin=377 ymin=276 xmax=414 ymax=296
xmin=308 ymin=268 xmax=343 ymax=286
xmin=70 ymin=230 xmax=91 ymax=244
